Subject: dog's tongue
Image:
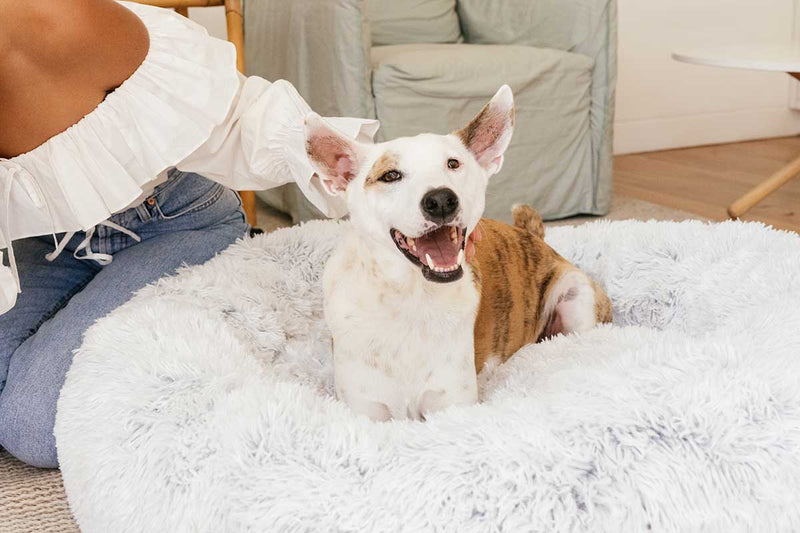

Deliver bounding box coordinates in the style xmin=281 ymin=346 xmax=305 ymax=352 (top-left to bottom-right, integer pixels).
xmin=415 ymin=226 xmax=459 ymax=267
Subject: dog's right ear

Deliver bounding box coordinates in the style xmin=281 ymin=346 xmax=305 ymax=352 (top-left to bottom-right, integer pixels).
xmin=455 ymin=85 xmax=515 ymax=176
xmin=305 ymin=113 xmax=362 ymax=196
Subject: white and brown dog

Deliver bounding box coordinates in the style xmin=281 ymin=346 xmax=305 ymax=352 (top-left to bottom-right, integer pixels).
xmin=305 ymin=85 xmax=612 ymax=422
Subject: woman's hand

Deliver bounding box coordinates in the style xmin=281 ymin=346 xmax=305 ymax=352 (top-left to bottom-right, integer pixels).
xmin=465 ymin=225 xmax=482 ymax=263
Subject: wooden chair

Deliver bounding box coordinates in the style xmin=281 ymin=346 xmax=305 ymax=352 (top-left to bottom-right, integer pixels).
xmin=129 ymin=0 xmax=257 ymax=226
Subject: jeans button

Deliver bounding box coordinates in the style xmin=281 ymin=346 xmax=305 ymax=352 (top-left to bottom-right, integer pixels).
xmin=146 ymin=197 xmax=156 ymax=206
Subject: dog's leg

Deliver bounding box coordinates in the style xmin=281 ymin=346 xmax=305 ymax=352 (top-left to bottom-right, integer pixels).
xmin=340 ymin=393 xmax=393 ymax=422
xmin=418 ymin=382 xmax=477 ymax=421
xmin=540 ymin=269 xmax=609 ymax=340
xmin=334 ymin=358 xmax=396 ymax=421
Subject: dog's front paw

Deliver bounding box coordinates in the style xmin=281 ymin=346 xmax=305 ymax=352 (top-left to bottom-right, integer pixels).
xmin=419 ymin=385 xmax=477 ymax=420
xmin=344 ymin=395 xmax=392 ymax=422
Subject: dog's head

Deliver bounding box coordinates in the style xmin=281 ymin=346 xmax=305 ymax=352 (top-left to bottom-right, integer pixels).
xmin=305 ymin=85 xmax=514 ymax=283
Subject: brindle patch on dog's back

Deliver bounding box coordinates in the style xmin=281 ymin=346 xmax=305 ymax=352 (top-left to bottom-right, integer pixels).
xmin=364 ymin=151 xmax=400 ymax=188
xmin=594 ymin=284 xmax=613 ymax=323
xmin=470 ymin=217 xmax=566 ymax=372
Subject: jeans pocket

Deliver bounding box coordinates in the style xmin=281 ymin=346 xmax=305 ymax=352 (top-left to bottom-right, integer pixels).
xmin=155 ymin=171 xmax=226 ymax=221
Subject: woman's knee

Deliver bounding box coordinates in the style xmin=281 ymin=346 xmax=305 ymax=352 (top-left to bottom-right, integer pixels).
xmin=0 ymin=383 xmax=59 ymax=468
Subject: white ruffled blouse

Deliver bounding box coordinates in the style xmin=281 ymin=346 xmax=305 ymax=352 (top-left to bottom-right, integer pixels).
xmin=0 ymin=1 xmax=378 ymax=314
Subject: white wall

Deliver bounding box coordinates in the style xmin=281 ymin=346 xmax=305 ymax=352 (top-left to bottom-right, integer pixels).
xmin=614 ymin=0 xmax=800 ymax=154
xmin=188 ymin=6 xmax=227 ymax=40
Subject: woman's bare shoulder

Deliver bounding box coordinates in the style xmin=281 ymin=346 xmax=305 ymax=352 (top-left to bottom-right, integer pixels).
xmin=1 ymin=0 xmax=149 ymax=88
xmin=0 ymin=0 xmax=149 ymax=156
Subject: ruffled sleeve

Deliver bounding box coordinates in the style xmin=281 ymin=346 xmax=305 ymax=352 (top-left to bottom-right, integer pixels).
xmin=176 ymin=76 xmax=379 ymax=218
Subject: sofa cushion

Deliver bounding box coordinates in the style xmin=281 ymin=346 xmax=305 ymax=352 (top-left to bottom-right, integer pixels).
xmin=370 ymin=43 xmax=595 ymax=221
xmin=456 ymin=0 xmax=584 ymax=50
xmin=367 ymin=0 xmax=461 ymax=46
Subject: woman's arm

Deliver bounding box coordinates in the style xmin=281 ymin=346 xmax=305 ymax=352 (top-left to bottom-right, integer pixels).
xmin=0 ymin=0 xmax=149 ymax=158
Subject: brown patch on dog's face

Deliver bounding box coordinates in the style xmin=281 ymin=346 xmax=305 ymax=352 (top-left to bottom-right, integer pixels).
xmin=364 ymin=151 xmax=400 ymax=188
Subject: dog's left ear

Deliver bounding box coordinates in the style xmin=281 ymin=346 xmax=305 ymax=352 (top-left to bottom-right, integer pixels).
xmin=455 ymin=85 xmax=515 ymax=176
xmin=305 ymin=112 xmax=363 ymax=195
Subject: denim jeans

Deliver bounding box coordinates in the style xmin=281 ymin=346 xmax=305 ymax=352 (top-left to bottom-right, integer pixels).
xmin=0 ymin=169 xmax=248 ymax=467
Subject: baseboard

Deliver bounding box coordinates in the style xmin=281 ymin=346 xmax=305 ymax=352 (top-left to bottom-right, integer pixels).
xmin=614 ymin=107 xmax=800 ymax=154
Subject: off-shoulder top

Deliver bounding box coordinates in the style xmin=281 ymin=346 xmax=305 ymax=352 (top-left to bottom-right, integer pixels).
xmin=0 ymin=1 xmax=378 ymax=314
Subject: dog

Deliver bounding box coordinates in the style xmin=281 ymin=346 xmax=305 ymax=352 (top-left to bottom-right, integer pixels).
xmin=305 ymin=85 xmax=612 ymax=421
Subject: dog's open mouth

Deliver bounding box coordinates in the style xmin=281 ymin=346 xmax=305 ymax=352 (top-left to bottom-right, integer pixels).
xmin=391 ymin=225 xmax=466 ymax=283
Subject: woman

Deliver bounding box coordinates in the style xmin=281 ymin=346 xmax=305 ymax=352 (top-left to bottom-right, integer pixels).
xmin=0 ymin=0 xmax=379 ymax=468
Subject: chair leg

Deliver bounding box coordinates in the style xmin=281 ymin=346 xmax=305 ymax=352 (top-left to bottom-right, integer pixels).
xmin=727 ymin=152 xmax=800 ymax=219
xmin=224 ymin=0 xmax=245 ymax=74
xmin=239 ymin=191 xmax=258 ymax=228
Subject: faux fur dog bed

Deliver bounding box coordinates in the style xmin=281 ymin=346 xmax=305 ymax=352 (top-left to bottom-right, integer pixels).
xmin=56 ymin=220 xmax=800 ymax=532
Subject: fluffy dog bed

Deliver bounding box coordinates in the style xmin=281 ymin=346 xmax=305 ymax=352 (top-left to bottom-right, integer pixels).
xmin=56 ymin=220 xmax=800 ymax=532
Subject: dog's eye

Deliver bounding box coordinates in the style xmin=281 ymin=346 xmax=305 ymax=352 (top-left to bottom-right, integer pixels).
xmin=379 ymin=170 xmax=403 ymax=183
xmin=447 ymin=158 xmax=460 ymax=170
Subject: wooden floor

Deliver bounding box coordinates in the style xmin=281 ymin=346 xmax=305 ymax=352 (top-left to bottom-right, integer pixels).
xmin=615 ymin=136 xmax=800 ymax=232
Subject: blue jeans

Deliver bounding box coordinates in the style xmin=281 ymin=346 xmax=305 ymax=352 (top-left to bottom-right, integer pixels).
xmin=0 ymin=169 xmax=248 ymax=467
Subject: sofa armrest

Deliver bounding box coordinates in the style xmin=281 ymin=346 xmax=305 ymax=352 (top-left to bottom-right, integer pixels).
xmin=457 ymin=0 xmax=617 ymax=214
xmin=243 ymin=0 xmax=375 ymax=118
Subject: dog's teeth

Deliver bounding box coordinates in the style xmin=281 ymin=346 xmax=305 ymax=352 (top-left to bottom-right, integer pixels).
xmin=426 ymin=253 xmax=435 ymax=269
xmin=450 ymin=227 xmax=457 ymax=243
xmin=457 ymin=249 xmax=464 ymax=266
xmin=407 ymin=237 xmax=415 ymax=247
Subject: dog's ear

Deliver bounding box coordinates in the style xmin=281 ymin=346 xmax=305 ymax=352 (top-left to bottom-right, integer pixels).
xmin=305 ymin=113 xmax=363 ymax=195
xmin=455 ymin=85 xmax=515 ymax=176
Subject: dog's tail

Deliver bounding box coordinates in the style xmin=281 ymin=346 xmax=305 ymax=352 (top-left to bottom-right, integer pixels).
xmin=512 ymin=204 xmax=544 ymax=239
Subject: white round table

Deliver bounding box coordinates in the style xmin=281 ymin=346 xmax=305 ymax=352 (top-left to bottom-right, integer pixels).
xmin=672 ymin=44 xmax=800 ymax=218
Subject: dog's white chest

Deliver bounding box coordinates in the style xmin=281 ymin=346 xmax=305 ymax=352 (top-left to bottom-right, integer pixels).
xmin=324 ymin=239 xmax=480 ymax=421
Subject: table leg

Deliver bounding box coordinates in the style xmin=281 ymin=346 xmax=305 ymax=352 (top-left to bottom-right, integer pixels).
xmin=727 ymin=71 xmax=800 ymax=219
xmin=727 ymin=152 xmax=800 ymax=218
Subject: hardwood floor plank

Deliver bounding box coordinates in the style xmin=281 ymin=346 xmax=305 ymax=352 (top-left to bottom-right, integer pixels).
xmin=615 ymin=136 xmax=800 ymax=233
xmin=615 ymin=180 xmax=729 ymax=221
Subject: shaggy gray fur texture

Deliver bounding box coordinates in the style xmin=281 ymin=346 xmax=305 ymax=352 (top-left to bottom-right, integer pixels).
xmin=57 ymin=220 xmax=800 ymax=532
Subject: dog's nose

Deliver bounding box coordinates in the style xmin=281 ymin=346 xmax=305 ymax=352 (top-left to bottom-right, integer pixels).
xmin=421 ymin=188 xmax=459 ymax=223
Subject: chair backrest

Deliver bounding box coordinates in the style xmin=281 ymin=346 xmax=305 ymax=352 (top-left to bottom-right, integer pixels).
xmin=128 ymin=1 xmax=244 ymax=70
xmin=456 ymin=0 xmax=582 ymax=50
xmin=366 ymin=0 xmax=461 ymax=47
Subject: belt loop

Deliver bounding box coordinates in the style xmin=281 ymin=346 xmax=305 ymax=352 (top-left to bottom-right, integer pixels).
xmin=135 ymin=203 xmax=151 ymax=223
